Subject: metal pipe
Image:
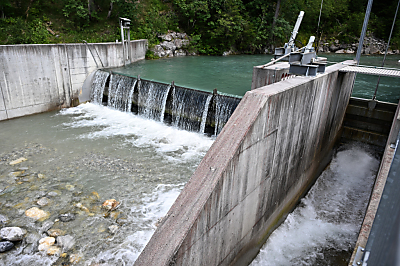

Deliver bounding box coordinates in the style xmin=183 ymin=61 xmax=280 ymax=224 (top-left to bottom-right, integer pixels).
xmin=287 ymin=11 xmax=305 ymax=48
xmin=82 ymin=40 xmax=100 ymax=68
xmin=372 ymin=0 xmax=400 ymax=101
xmin=355 ymin=0 xmax=374 ymax=65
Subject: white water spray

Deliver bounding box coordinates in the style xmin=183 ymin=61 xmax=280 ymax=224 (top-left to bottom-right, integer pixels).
xmin=251 ymin=146 xmax=379 ymax=266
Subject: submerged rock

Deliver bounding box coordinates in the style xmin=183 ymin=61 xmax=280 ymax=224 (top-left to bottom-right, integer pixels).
xmin=9 ymin=157 xmax=27 ymax=165
xmin=47 ymin=229 xmax=66 ymax=237
xmin=47 ymin=191 xmax=59 ymax=197
xmin=9 ymin=171 xmax=23 ymax=178
xmin=0 ymin=214 xmax=9 ymax=226
xmin=102 ymin=199 xmax=120 ymax=211
xmin=37 ymin=197 xmax=50 ymax=206
xmin=59 ymin=213 xmax=75 ymax=222
xmin=39 ymin=221 xmax=54 ymax=234
xmin=69 ymin=254 xmax=82 ymax=264
xmin=57 ymin=235 xmax=75 ymax=252
xmin=108 ymin=225 xmax=118 ymax=234
xmin=37 ymin=173 xmax=46 ymax=179
xmin=0 ymin=227 xmax=26 ymax=241
xmin=46 ymin=245 xmax=61 ymax=256
xmin=38 ymin=237 xmax=55 ymax=252
xmin=116 ymin=217 xmax=128 ymax=226
xmin=25 ymin=207 xmax=50 ymax=221
xmin=0 ymin=241 xmax=14 ymax=252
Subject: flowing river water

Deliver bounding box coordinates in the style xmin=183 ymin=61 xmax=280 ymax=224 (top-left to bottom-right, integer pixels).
xmin=0 ymin=104 xmax=213 ymax=265
xmin=0 ymin=54 xmax=399 ymax=265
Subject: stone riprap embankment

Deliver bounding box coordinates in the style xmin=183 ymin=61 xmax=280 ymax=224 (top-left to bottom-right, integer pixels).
xmin=151 ymin=31 xmax=194 ymax=58
xmin=318 ymin=36 xmax=400 ymax=54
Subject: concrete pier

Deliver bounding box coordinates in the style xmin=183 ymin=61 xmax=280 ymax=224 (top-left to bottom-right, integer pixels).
xmin=135 ymin=61 xmax=355 ymax=266
xmin=0 ymin=40 xmax=147 ymax=121
xmin=250 ymin=62 xmax=292 ymax=90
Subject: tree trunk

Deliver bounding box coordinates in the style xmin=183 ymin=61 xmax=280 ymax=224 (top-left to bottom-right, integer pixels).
xmin=272 ymin=0 xmax=281 ymax=33
xmin=107 ymin=1 xmax=113 ymax=19
xmin=88 ymin=0 xmax=92 ymax=19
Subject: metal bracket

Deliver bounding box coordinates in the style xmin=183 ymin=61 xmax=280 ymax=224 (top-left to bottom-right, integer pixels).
xmin=352 ymin=246 xmax=365 ymax=266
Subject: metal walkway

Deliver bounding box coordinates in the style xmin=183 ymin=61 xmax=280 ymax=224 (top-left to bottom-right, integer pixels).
xmin=339 ymin=65 xmax=400 ymax=78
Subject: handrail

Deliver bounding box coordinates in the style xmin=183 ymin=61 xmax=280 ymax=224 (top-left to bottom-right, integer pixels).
xmin=82 ymin=40 xmax=104 ymax=68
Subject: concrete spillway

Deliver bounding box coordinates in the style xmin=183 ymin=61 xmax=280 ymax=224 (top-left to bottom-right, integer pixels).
xmin=86 ymin=70 xmax=241 ymax=135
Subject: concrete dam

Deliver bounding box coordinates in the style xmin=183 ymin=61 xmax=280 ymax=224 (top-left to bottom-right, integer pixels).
xmin=0 ymin=42 xmax=398 ymax=265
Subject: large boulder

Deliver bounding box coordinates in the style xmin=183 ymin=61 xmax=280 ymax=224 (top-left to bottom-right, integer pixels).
xmin=369 ymin=44 xmax=380 ymax=54
xmin=152 ymin=45 xmax=166 ymax=57
xmin=329 ymin=44 xmax=340 ymax=52
xmin=160 ymin=41 xmax=176 ymax=51
xmin=174 ymin=49 xmax=187 ymax=56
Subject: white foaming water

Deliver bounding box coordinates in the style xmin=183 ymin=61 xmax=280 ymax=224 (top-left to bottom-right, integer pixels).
xmin=59 ymin=103 xmax=214 ymax=162
xmin=251 ymin=146 xmax=379 ymax=266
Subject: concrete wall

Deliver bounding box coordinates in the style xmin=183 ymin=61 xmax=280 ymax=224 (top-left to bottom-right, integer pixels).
xmin=135 ymin=62 xmax=355 ymax=266
xmin=251 ymin=62 xmax=293 ymax=90
xmin=0 ymin=40 xmax=147 ymax=120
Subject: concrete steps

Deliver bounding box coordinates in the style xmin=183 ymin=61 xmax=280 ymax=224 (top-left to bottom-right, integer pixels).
xmin=341 ymin=97 xmax=397 ymax=153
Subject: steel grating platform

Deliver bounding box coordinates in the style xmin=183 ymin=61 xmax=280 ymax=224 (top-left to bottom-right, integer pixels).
xmin=339 ymin=65 xmax=400 ymax=78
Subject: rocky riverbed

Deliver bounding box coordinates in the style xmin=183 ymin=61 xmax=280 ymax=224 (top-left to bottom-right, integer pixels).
xmin=0 ymin=104 xmax=213 ymax=265
xmin=0 ymin=145 xmax=137 ymax=265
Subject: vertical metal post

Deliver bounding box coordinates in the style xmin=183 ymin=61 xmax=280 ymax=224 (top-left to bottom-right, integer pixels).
xmin=120 ymin=17 xmax=131 ymax=65
xmin=371 ymin=0 xmax=400 ymax=101
xmin=355 ymin=0 xmax=374 ymax=65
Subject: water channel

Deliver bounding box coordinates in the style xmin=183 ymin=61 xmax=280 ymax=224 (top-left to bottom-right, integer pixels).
xmin=0 ymin=53 xmax=399 ymax=265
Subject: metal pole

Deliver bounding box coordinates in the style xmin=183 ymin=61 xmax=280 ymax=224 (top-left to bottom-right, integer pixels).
xmin=120 ymin=19 xmax=125 ymax=65
xmin=127 ymin=27 xmax=131 ymax=62
xmin=287 ymin=11 xmax=305 ymax=48
xmin=372 ymin=0 xmax=400 ymax=100
xmin=355 ymin=0 xmax=374 ymax=65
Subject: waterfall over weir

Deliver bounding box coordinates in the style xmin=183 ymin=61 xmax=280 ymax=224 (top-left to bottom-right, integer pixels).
xmin=90 ymin=70 xmax=241 ymax=135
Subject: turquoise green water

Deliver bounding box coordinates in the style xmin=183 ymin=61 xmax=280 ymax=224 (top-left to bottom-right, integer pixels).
xmin=111 ymin=54 xmax=400 ymax=103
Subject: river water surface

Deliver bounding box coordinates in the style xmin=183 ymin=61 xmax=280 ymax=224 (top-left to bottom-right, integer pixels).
xmin=0 ymin=103 xmax=213 ymax=265
xmin=111 ymin=53 xmax=400 ymax=102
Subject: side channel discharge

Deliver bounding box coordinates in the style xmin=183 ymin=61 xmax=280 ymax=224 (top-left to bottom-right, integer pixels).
xmin=251 ymin=145 xmax=379 ymax=265
xmin=90 ymin=70 xmax=241 ymax=135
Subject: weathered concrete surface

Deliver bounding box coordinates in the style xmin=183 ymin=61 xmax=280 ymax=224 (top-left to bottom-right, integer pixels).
xmin=251 ymin=62 xmax=292 ymax=90
xmin=0 ymin=40 xmax=147 ymax=121
xmin=134 ymin=61 xmax=355 ymax=266
xmin=341 ymin=98 xmax=397 ymax=152
xmin=348 ymin=98 xmax=400 ymax=265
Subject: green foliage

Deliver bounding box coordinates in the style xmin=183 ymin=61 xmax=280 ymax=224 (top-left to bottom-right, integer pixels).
xmin=0 ymin=17 xmax=50 ymax=44
xmin=62 ymin=0 xmax=90 ymax=28
xmin=145 ymin=48 xmax=160 ymax=59
xmin=0 ymin=0 xmax=398 ymax=51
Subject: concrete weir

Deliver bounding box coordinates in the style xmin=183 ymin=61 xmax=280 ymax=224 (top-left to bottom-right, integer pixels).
xmin=0 ymin=40 xmax=147 ymax=121
xmin=135 ymin=61 xmax=355 ymax=265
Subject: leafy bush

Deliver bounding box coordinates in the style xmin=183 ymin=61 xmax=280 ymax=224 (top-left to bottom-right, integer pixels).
xmin=62 ymin=0 xmax=90 ymax=28
xmin=0 ymin=17 xmax=50 ymax=44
